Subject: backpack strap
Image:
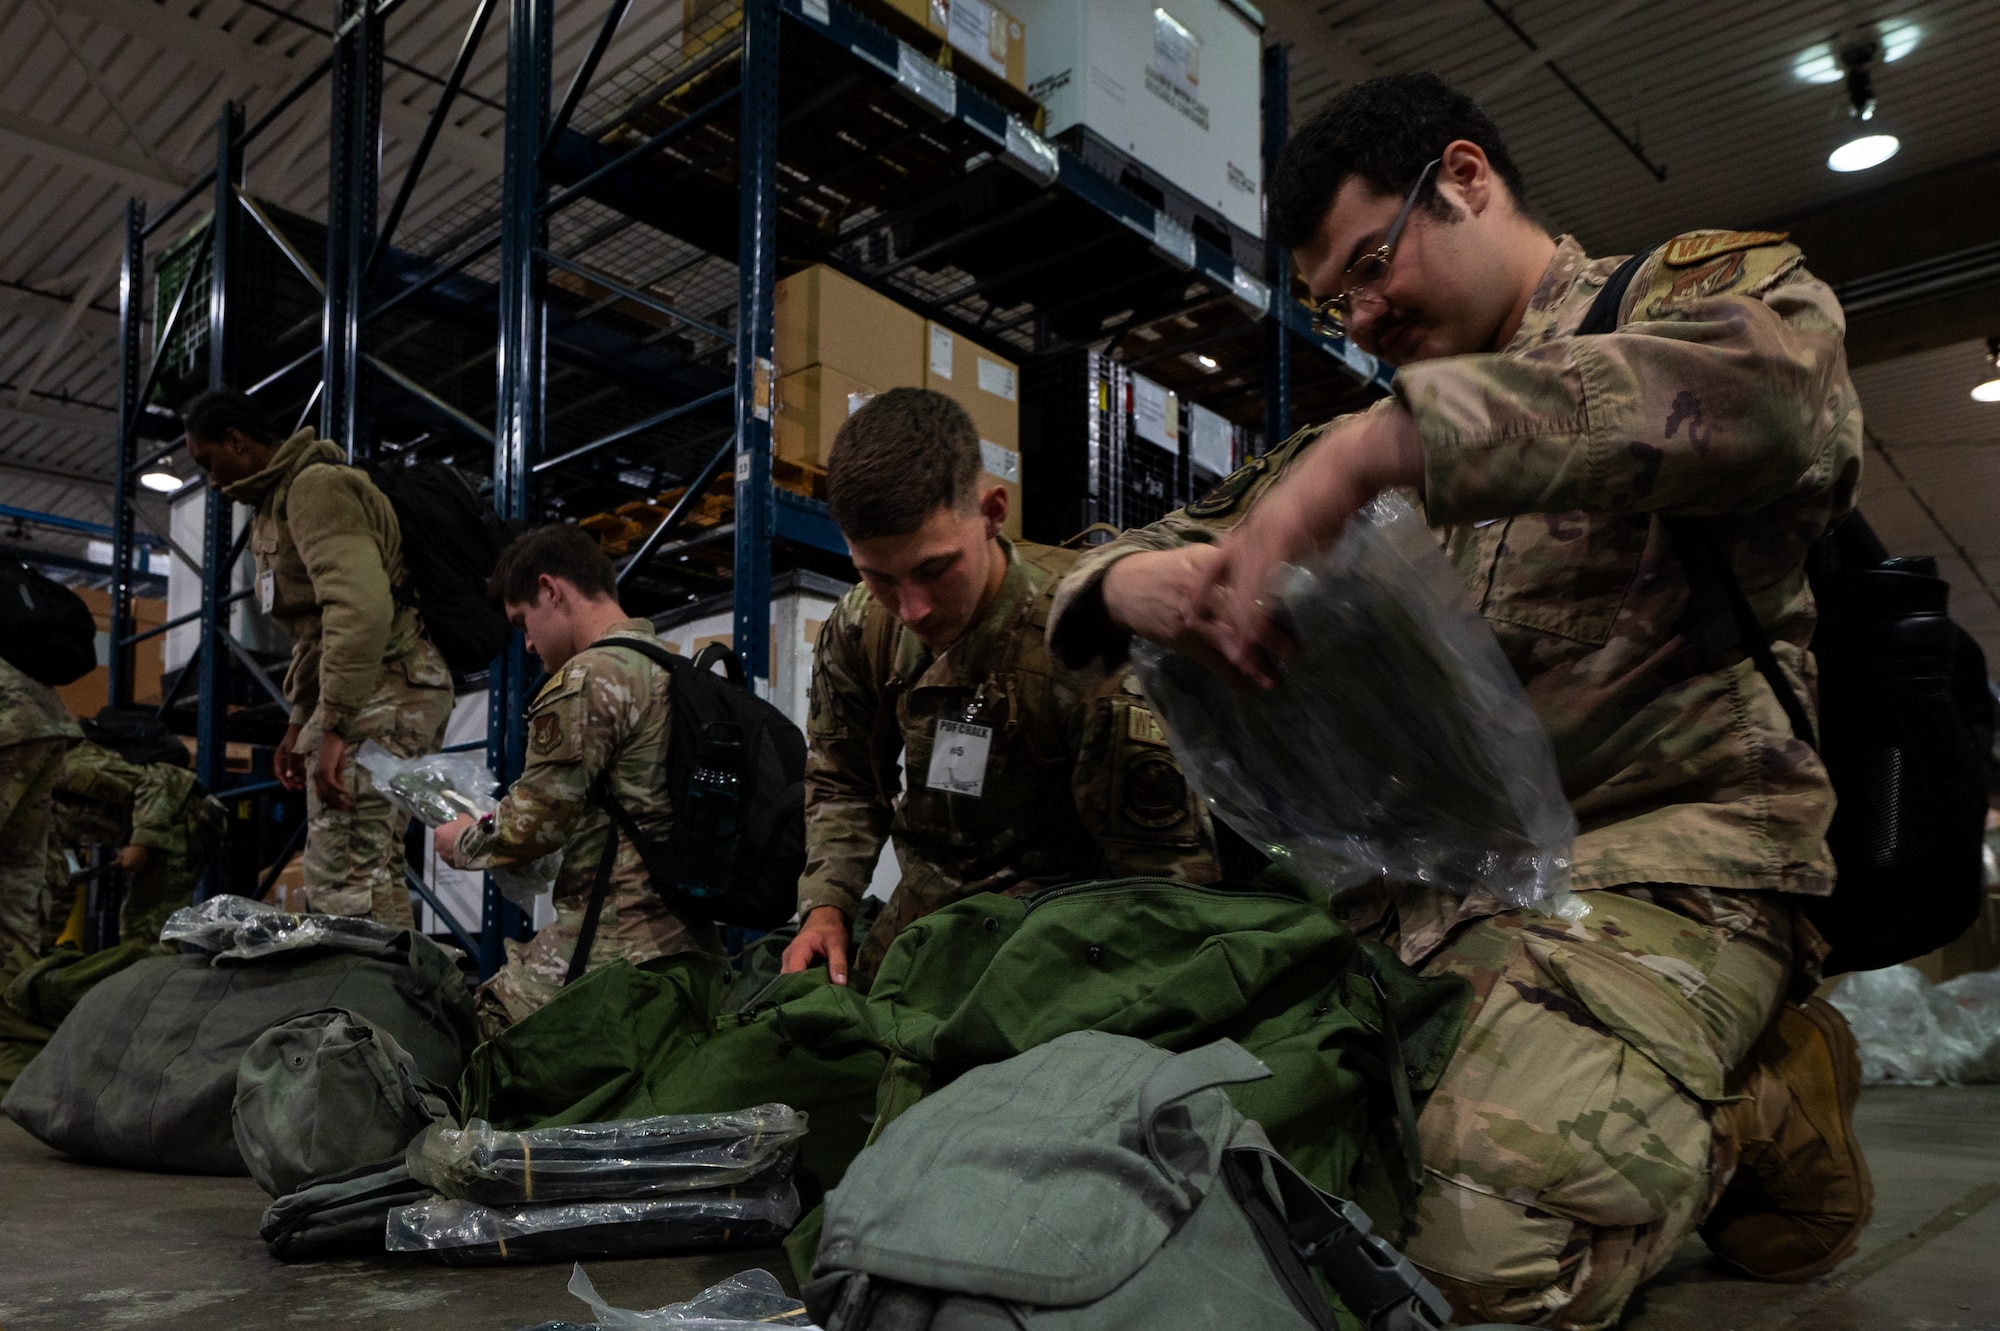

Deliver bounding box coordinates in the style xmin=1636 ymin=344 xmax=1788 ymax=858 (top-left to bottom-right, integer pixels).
xmin=560 ymin=635 xmax=683 ymax=984
xmin=1576 ymin=252 xmax=1816 ymax=749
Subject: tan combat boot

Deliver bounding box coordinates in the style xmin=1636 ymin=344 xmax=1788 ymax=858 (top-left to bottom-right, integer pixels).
xmin=1701 ymin=996 xmax=1874 ymax=1281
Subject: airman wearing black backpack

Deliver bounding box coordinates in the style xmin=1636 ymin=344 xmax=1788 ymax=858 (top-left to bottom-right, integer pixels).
xmin=185 ymin=390 xmax=454 ymax=928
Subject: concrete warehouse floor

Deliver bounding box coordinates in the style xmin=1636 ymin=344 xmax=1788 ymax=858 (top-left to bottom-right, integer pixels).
xmin=1 ymin=1086 xmax=1996 ymax=1330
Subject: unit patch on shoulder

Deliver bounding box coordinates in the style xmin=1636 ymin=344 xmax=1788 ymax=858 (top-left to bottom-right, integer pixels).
xmin=530 ymin=711 xmax=564 ymax=757
xmin=1659 ymin=230 xmax=1789 ymax=268
xmin=1184 ymin=454 xmax=1267 ymax=519
xmin=1121 ymin=752 xmax=1190 ymax=829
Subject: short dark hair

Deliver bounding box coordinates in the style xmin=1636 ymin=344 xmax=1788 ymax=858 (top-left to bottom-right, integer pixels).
xmin=825 ymin=387 xmax=982 ymax=540
xmin=181 ymin=388 xmax=283 ymax=447
xmin=1269 ymin=73 xmax=1532 ymax=249
xmin=488 ymin=523 xmax=619 ymax=612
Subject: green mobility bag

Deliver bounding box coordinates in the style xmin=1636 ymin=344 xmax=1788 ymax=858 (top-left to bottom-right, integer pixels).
xmin=807 ymin=1032 xmax=1450 ymax=1331
xmin=233 ymin=1008 xmax=453 ymax=1199
xmin=259 ymin=1158 xmax=432 ymax=1260
xmin=2 ymin=930 xmax=473 ymax=1175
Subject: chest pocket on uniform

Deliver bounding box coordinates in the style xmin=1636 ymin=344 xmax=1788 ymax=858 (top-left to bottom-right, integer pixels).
xmin=1471 ymin=511 xmax=1653 ymax=647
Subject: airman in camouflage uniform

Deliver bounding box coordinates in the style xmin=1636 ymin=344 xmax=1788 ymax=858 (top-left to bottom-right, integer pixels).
xmin=802 ymin=536 xmax=1219 ymax=983
xmin=1051 ymin=79 xmax=1867 ymax=1328
xmin=46 ymin=740 xmax=229 ymax=945
xmin=0 ymin=657 xmax=80 ymax=957
xmin=193 ymin=392 xmax=454 ymax=929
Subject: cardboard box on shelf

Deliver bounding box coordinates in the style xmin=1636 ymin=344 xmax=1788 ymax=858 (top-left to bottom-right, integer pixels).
xmin=773 ymin=264 xmax=925 ymax=389
xmin=923 ymin=320 xmax=1019 ymax=450
xmin=875 ymin=0 xmax=1028 ymax=93
xmin=1011 ymin=0 xmax=1264 ymax=238
xmin=775 ymin=364 xmax=882 ymax=469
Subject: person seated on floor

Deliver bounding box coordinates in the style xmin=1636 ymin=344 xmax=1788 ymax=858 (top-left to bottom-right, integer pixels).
xmin=1046 ymin=73 xmax=1872 ymax=1330
xmin=780 ymin=387 xmax=1220 ymax=989
xmin=434 ymin=525 xmax=717 ymax=1038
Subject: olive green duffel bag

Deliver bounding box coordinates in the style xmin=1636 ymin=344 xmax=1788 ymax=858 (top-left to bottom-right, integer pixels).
xmin=234 ymin=1008 xmax=453 ymax=1199
xmin=2 ymin=929 xmax=473 ymax=1175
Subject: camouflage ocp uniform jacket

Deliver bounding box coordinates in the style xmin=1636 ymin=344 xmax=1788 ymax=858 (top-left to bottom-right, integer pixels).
xmin=1050 ymin=231 xmax=1860 ymax=962
xmin=49 ymin=741 xmax=226 ymax=864
xmin=220 ymin=428 xmax=452 ymax=740
xmin=457 ymin=619 xmax=716 ymax=1021
xmin=803 ymin=537 xmax=1219 ymax=973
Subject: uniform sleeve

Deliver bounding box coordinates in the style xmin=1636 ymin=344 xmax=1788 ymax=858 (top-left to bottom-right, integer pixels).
xmin=1046 ymin=419 xmax=1345 ymax=667
xmin=455 ymin=664 xmax=636 ymax=868
xmin=282 ymin=620 xmax=322 ymax=727
xmin=798 ymin=601 xmax=891 ymax=920
xmin=126 ymin=765 xmax=191 ymax=851
xmin=1398 ymin=252 xmax=1851 ymax=525
xmin=1068 ymin=672 xmax=1219 ymax=883
xmin=286 ymin=469 xmax=395 ymax=737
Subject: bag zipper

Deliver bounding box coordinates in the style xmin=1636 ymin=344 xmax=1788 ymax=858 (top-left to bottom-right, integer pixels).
xmin=1024 ymin=878 xmax=1305 ymax=914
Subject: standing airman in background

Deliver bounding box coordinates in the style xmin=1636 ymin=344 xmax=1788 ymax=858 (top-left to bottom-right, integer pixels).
xmin=0 ymin=657 xmax=80 ymax=958
xmin=46 ymin=739 xmax=228 ymax=945
xmin=183 ymin=388 xmax=454 ymax=928
xmin=435 ymin=524 xmax=717 ymax=1038
xmin=781 ymin=387 xmax=1219 ymax=990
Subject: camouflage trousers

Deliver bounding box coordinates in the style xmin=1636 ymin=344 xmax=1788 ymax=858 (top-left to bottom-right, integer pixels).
xmin=474 ymin=881 xmax=713 ymax=1042
xmin=300 ymin=661 xmax=452 ymax=929
xmin=1393 ymin=885 xmax=1796 ymax=1331
xmin=0 ymin=739 xmax=69 ymax=959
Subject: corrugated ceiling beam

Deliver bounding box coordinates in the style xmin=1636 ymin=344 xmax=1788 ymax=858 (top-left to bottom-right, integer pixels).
xmin=61 ymin=0 xmax=504 ymax=176
xmin=0 ymin=112 xmax=187 ymax=192
xmin=0 ymin=398 xmax=115 ymax=436
xmin=0 ymin=283 xmax=120 ymax=335
xmin=1474 ymin=0 xmax=1649 ymax=102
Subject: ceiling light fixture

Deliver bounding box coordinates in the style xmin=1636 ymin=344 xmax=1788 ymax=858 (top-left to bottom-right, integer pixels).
xmin=1194 ymin=354 xmax=1219 ymax=371
xmin=1972 ymin=338 xmax=2000 ymax=404
xmin=1827 ymin=41 xmax=1901 ymax=172
xmin=138 ymin=470 xmax=183 ymax=493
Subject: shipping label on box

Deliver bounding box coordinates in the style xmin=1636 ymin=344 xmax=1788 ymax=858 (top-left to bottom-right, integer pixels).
xmin=1189 ymin=400 xmax=1233 ymax=478
xmin=928 ymin=322 xmax=954 ymax=379
xmin=980 ymin=439 xmax=1020 ymax=483
xmin=1132 ymin=374 xmax=1177 ymax=452
xmin=922 ymin=320 xmax=1020 ymax=450
xmin=947 ymin=0 xmax=1027 ymax=90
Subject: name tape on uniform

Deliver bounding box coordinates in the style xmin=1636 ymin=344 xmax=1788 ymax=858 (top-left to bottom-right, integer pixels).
xmin=926 ymin=719 xmax=992 ymax=797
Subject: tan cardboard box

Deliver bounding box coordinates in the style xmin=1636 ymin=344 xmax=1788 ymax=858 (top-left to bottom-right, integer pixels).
xmin=946 ymin=0 xmax=1027 ymax=92
xmin=922 ymin=320 xmax=1019 ymax=450
xmin=876 ymin=0 xmax=1026 ymax=93
xmin=775 ymin=364 xmax=882 ymax=469
xmin=773 ymin=265 xmax=925 ymax=389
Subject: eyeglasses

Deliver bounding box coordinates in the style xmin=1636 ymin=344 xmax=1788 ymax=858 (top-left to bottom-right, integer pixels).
xmin=1309 ymin=157 xmax=1442 ymax=337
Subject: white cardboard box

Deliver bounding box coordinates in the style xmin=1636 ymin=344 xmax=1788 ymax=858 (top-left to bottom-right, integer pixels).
xmin=1011 ymin=0 xmax=1264 ymax=237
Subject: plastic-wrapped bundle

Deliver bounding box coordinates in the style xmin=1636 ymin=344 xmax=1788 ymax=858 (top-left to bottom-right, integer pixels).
xmin=161 ymin=893 xmax=405 ymax=960
xmin=1131 ymin=493 xmax=1576 ymax=908
xmin=516 ymin=1264 xmax=817 ymax=1331
xmin=353 ymin=741 xmax=560 ymax=905
xmin=408 ymin=1106 xmax=808 ymax=1206
xmin=386 ymin=1174 xmax=800 ymax=1265
xmin=1829 ymin=964 xmax=2000 ymax=1086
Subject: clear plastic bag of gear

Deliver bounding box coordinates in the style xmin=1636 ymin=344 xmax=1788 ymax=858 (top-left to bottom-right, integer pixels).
xmin=386 ymin=1173 xmax=801 ymax=1265
xmin=353 ymin=741 xmax=560 ymax=905
xmin=160 ymin=893 xmax=407 ymax=960
xmin=1131 ymin=492 xmax=1577 ymax=908
xmin=535 ymin=1264 xmax=817 ymax=1330
xmin=407 ymin=1105 xmax=809 ymax=1207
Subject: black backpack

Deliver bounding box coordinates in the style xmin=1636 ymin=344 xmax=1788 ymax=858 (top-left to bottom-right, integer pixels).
xmin=366 ymin=462 xmax=515 ymax=676
xmin=0 ymin=559 xmax=98 ymax=686
xmin=292 ymin=460 xmax=514 ymax=677
xmin=565 ymin=638 xmax=808 ymax=979
xmin=81 ymin=705 xmax=191 ymax=769
xmin=1584 ymin=252 xmax=1996 ymax=976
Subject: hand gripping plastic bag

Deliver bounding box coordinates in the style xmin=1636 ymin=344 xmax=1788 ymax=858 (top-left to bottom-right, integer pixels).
xmin=407 ymin=1105 xmax=808 ymax=1206
xmin=385 ymin=1172 xmax=800 ymax=1265
xmin=354 ymin=741 xmax=560 ymax=906
xmin=1131 ymin=493 xmax=1577 ymax=908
